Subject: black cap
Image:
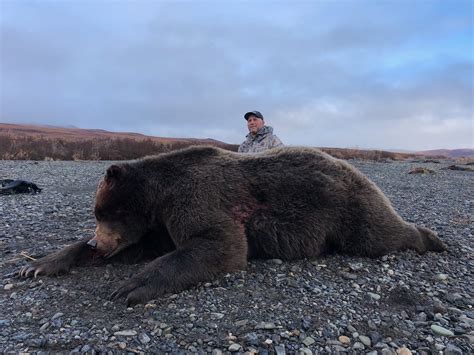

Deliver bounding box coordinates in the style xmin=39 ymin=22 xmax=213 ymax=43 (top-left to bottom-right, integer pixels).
xmin=244 ymin=110 xmax=264 ymax=120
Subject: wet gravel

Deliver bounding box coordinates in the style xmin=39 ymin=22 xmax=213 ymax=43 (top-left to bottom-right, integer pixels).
xmin=0 ymin=159 xmax=473 ymax=354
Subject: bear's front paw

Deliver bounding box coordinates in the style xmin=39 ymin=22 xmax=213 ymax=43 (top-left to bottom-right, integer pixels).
xmin=19 ymin=256 xmax=70 ymax=278
xmin=110 ymin=277 xmax=159 ymax=306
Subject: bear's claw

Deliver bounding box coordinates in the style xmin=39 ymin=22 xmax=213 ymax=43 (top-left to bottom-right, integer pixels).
xmin=110 ymin=282 xmax=138 ymax=301
xmin=110 ymin=278 xmax=151 ymax=306
xmin=19 ymin=266 xmax=43 ymax=278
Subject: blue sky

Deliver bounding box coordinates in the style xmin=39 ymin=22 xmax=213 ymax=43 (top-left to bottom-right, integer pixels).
xmin=1 ymin=0 xmax=472 ymax=150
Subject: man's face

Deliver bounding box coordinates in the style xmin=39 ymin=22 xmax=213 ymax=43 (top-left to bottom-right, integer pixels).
xmin=247 ymin=116 xmax=265 ymax=134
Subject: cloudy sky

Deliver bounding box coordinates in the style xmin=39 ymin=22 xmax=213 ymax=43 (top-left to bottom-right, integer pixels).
xmin=1 ymin=0 xmax=472 ymax=150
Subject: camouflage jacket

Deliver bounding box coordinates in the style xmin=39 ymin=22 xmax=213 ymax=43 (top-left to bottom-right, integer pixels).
xmin=238 ymin=126 xmax=284 ymax=153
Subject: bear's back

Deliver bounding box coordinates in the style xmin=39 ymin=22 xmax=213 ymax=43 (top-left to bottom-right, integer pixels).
xmin=138 ymin=146 xmax=366 ymax=195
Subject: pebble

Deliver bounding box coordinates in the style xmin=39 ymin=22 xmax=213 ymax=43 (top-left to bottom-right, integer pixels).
xmin=358 ymin=335 xmax=371 ymax=347
xmin=445 ymin=343 xmax=462 ymax=354
xmin=396 ymin=347 xmax=412 ymax=355
xmin=256 ymin=322 xmax=276 ymax=329
xmin=81 ymin=344 xmax=91 ymax=352
xmin=367 ymin=292 xmax=381 ymax=301
xmin=302 ymin=336 xmax=315 ymax=346
xmin=275 ymin=345 xmax=286 ymax=355
xmin=4 ymin=284 xmax=13 ymax=290
xmin=460 ymin=314 xmax=474 ymax=325
xmin=455 ymin=325 xmax=467 ymax=335
xmin=243 ymin=332 xmax=259 ymax=345
xmin=139 ymin=332 xmax=151 ymax=344
xmin=235 ymin=319 xmax=248 ymax=326
xmin=211 ymin=312 xmax=225 ymax=320
xmin=340 ymin=271 xmax=357 ymax=280
xmin=114 ymin=330 xmax=137 ymax=337
xmin=228 ymin=343 xmax=242 ymax=352
xmin=435 ymin=273 xmax=449 ymax=281
xmin=348 ymin=262 xmax=363 ymax=271
xmin=430 ymin=324 xmax=454 ymax=337
xmin=0 ymin=319 xmax=11 ymax=327
xmin=463 ymin=334 xmax=474 ymax=344
xmin=347 ymin=324 xmax=357 ymax=333
xmin=433 ymin=303 xmax=447 ymax=314
xmin=39 ymin=322 xmax=50 ymax=332
xmin=338 ymin=335 xmax=350 ymax=345
xmin=51 ymin=312 xmax=63 ymax=320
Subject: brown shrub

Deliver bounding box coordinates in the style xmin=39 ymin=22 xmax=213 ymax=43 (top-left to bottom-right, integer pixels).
xmin=0 ymin=135 xmax=239 ymax=160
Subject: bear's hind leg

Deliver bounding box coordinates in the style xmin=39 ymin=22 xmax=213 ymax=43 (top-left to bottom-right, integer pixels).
xmin=354 ymin=223 xmax=447 ymax=257
xmin=414 ymin=226 xmax=447 ymax=253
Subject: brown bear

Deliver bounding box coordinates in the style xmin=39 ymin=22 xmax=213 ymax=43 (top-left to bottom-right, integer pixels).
xmin=19 ymin=146 xmax=447 ymax=306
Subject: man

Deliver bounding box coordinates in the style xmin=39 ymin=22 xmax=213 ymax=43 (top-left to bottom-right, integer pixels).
xmin=238 ymin=110 xmax=284 ymax=153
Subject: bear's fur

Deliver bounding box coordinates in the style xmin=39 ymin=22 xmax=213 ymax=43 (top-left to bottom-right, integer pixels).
xmin=20 ymin=146 xmax=447 ymax=305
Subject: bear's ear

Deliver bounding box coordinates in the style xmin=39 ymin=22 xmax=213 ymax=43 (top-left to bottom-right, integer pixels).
xmin=105 ymin=165 xmax=122 ymax=181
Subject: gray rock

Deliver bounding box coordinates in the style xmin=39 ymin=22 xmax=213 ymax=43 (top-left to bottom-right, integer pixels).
xmin=114 ymin=330 xmax=137 ymax=337
xmin=0 ymin=320 xmax=11 ymax=327
xmin=431 ymin=325 xmax=454 ymax=337
xmin=340 ymin=271 xmax=357 ymax=280
xmin=352 ymin=341 xmax=365 ymax=350
xmin=211 ymin=312 xmax=225 ymax=319
xmin=139 ymin=332 xmax=151 ymax=344
xmin=243 ymin=332 xmax=259 ymax=346
xmin=367 ymin=292 xmax=381 ymax=301
xmin=444 ymin=343 xmax=463 ymax=355
xmin=39 ymin=322 xmax=50 ymax=333
xmin=275 ymin=344 xmax=286 ymax=355
xmin=80 ymin=345 xmax=91 ymax=352
xmin=348 ymin=262 xmax=363 ymax=271
xmin=435 ymin=273 xmax=448 ymax=281
xmin=51 ymin=312 xmax=63 ymax=320
xmin=358 ymin=335 xmax=371 ymax=347
xmin=347 ymin=324 xmax=357 ymax=333
xmin=228 ymin=343 xmax=242 ymax=352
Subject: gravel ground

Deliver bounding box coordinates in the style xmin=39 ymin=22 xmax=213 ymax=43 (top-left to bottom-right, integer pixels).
xmin=0 ymin=159 xmax=473 ymax=354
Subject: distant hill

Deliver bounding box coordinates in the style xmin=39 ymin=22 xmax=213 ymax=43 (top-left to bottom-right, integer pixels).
xmin=416 ymin=149 xmax=474 ymax=158
xmin=0 ymin=123 xmax=233 ymax=147
xmin=0 ymin=123 xmax=467 ymax=161
xmin=0 ymin=123 xmax=238 ymax=160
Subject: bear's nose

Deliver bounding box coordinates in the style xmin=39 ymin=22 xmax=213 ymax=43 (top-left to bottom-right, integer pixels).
xmin=87 ymin=239 xmax=97 ymax=250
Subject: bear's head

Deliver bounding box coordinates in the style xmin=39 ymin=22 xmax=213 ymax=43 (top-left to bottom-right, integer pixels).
xmin=88 ymin=164 xmax=150 ymax=258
